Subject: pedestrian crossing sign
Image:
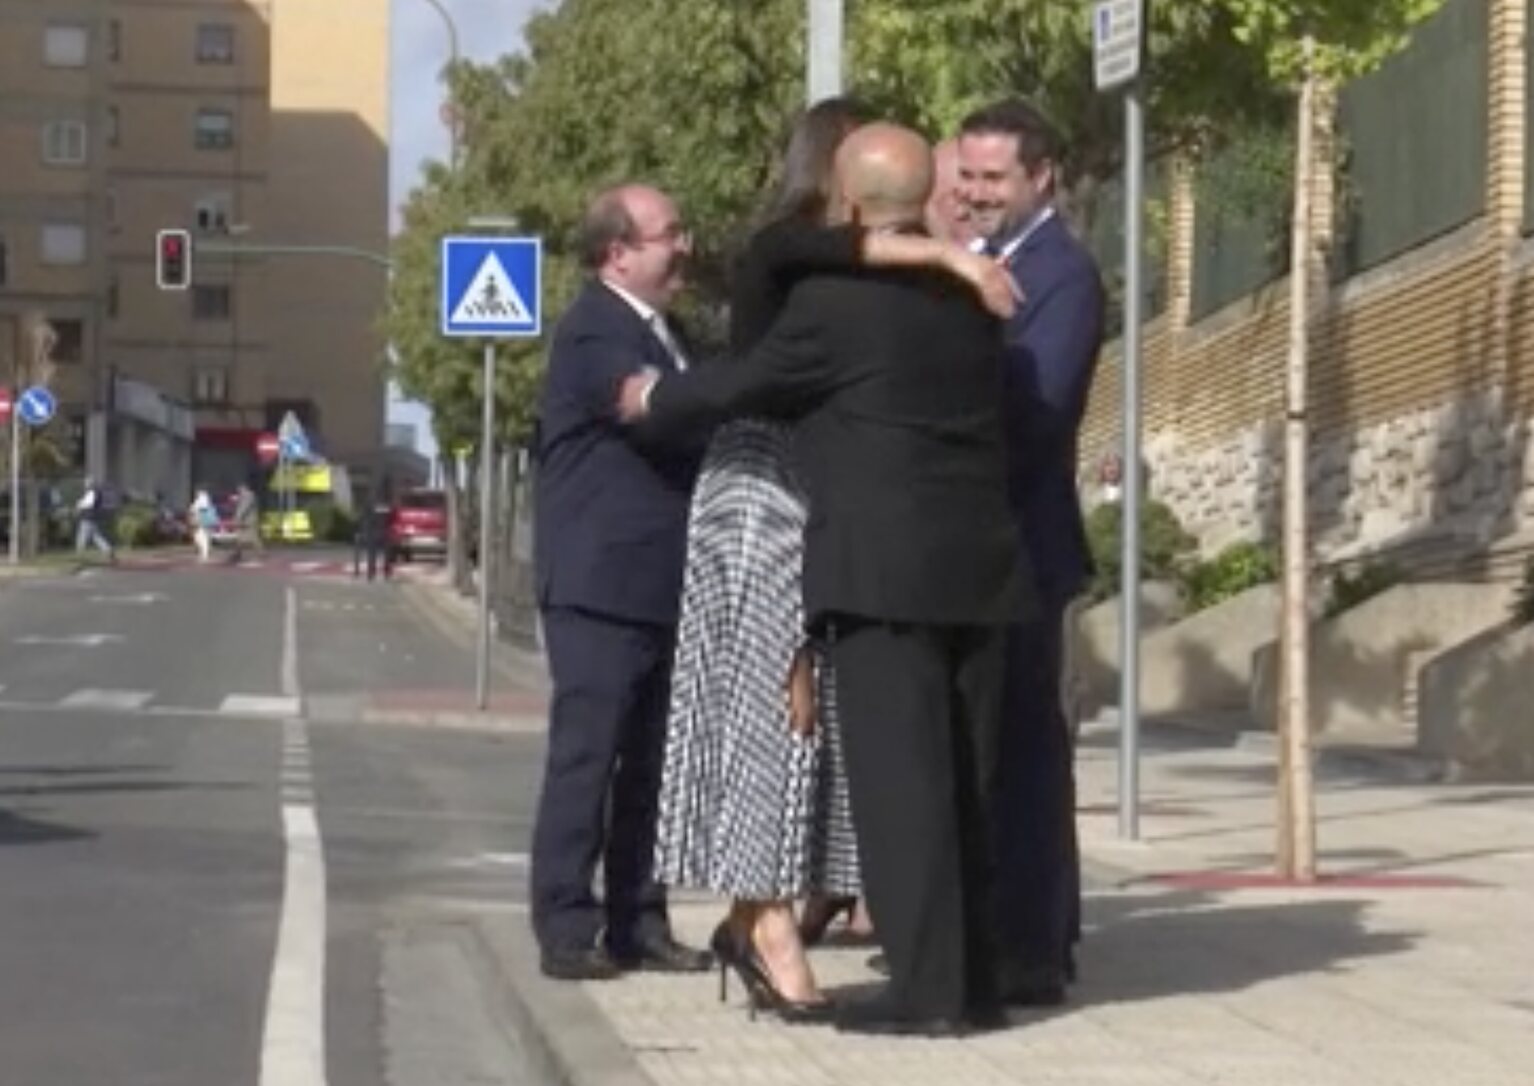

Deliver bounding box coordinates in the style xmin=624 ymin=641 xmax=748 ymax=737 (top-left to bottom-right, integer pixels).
xmin=440 ymin=236 xmax=542 ymax=338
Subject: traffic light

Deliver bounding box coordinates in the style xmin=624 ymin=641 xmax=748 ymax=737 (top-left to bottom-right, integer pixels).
xmin=156 ymin=228 xmax=192 ymax=290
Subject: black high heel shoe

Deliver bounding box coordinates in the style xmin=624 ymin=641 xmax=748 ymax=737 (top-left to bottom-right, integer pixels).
xmin=798 ymin=896 xmax=866 ymax=947
xmin=709 ymin=920 xmax=834 ymax=1025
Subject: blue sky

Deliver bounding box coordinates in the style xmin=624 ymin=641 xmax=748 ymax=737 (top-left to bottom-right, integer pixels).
xmin=387 ymin=0 xmax=545 ymax=459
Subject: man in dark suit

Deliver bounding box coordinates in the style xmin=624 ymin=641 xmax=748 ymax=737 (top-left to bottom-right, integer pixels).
xmin=529 ymin=183 xmax=712 ymax=981
xmin=620 ymin=124 xmax=1026 ymax=1035
xmin=959 ymin=99 xmax=1107 ymax=1004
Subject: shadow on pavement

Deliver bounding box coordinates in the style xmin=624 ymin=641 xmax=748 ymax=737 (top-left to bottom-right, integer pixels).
xmin=0 ymin=779 xmax=256 ymax=799
xmin=0 ymin=764 xmax=168 ymax=777
xmin=1075 ymin=888 xmax=1415 ymax=1005
xmin=0 ymin=806 xmax=95 ymax=846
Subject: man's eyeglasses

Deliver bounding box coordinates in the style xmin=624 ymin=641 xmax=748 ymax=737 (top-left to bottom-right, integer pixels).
xmin=628 ymin=223 xmax=691 ymax=247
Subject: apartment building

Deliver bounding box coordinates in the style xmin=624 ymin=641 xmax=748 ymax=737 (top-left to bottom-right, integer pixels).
xmin=0 ymin=0 xmax=389 ymax=502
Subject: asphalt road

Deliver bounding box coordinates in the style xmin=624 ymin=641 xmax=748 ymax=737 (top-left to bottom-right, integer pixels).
xmin=0 ymin=558 xmax=549 ymax=1086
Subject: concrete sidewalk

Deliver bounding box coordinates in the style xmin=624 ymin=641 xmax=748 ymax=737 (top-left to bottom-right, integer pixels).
xmin=481 ymin=717 xmax=1534 ymax=1086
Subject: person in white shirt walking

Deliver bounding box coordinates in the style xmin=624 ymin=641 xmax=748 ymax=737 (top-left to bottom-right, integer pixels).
xmin=75 ymin=478 xmax=116 ymax=562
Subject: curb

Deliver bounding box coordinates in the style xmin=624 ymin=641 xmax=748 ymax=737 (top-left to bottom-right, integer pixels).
xmin=474 ymin=918 xmax=656 ymax=1086
xmin=302 ymin=694 xmax=545 ymax=734
xmin=398 ymin=580 xmax=551 ymax=694
xmin=1093 ymin=711 xmax=1447 ymax=785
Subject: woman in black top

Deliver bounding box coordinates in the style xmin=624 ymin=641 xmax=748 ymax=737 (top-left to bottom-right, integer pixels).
xmin=651 ymin=97 xmax=1013 ymax=1021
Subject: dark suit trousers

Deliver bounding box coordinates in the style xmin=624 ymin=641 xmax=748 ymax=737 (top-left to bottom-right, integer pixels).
xmin=993 ymin=592 xmax=1081 ymax=979
xmin=829 ymin=619 xmax=1005 ymax=1020
xmin=530 ymin=606 xmax=674 ymax=953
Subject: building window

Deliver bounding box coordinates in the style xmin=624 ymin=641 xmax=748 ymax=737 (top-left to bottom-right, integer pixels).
xmin=107 ymin=275 xmax=120 ymax=319
xmin=49 ymin=319 xmax=85 ymax=364
xmin=108 ymin=19 xmax=121 ymax=62
xmin=194 ymin=108 xmax=235 ymax=150
xmin=44 ymin=24 xmax=89 ymax=68
xmin=105 ymin=188 xmax=120 ymax=232
xmin=0 ymin=236 xmax=8 ymax=287
xmin=42 ymin=120 xmax=88 ymax=165
xmin=193 ymin=284 xmax=232 ymax=321
xmin=40 ymin=223 xmax=86 ymax=265
xmin=196 ymin=24 xmax=235 ymax=64
xmin=193 ymin=367 xmax=230 ymax=405
xmin=195 ymin=193 xmax=233 ymax=234
xmin=106 ymin=106 xmax=120 ymax=147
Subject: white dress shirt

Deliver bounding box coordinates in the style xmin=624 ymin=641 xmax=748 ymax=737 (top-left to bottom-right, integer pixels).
xmin=601 ymin=278 xmax=689 ymax=371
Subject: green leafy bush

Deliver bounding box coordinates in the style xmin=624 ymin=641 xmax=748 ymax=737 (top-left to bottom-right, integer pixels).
xmin=1179 ymin=542 xmax=1280 ymax=612
xmin=1513 ymin=557 xmax=1534 ymax=627
xmin=305 ymin=500 xmax=357 ymax=544
xmin=1084 ymin=500 xmax=1197 ymax=602
xmin=1325 ymin=561 xmax=1404 ymax=619
xmin=113 ymin=503 xmax=160 ymax=549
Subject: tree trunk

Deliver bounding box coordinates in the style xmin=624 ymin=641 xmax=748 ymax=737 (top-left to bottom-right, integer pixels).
xmin=1278 ymin=37 xmax=1319 ymax=882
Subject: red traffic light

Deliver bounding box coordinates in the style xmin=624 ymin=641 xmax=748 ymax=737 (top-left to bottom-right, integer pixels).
xmin=156 ymin=228 xmax=192 ymax=290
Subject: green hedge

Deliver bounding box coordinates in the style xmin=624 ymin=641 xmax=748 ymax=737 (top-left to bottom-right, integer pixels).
xmin=1084 ymin=500 xmax=1197 ymax=603
xmin=1513 ymin=556 xmax=1534 ymax=627
xmin=1325 ymin=561 xmax=1405 ymax=619
xmin=1178 ymin=542 xmax=1280 ymax=613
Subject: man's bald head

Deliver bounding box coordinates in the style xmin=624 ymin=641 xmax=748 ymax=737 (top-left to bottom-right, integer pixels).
xmin=833 ymin=123 xmax=934 ymax=228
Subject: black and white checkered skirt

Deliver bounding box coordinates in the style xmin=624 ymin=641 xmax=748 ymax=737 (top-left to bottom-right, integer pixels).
xmin=654 ymin=419 xmax=861 ymax=900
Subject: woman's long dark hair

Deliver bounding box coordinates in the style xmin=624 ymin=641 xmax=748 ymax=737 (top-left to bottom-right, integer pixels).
xmin=760 ymin=95 xmax=875 ymax=227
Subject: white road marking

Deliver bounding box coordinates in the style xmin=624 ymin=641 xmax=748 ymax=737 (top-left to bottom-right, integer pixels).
xmin=260 ymin=800 xmax=328 ymax=1086
xmin=89 ymin=592 xmax=166 ymax=604
xmin=259 ymin=688 xmax=327 ymax=1084
xmin=14 ymin=633 xmax=123 ymax=646
xmin=282 ymin=586 xmax=299 ymax=698
xmin=291 ymin=561 xmax=323 ymax=573
xmin=58 ymin=689 xmax=153 ymax=711
xmin=222 ymin=695 xmax=301 ymax=718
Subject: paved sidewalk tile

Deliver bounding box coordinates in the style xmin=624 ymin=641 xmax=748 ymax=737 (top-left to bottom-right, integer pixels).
xmin=570 ymin=723 xmax=1534 ymax=1084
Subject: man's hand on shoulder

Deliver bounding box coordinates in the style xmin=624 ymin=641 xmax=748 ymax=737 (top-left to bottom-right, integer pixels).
xmin=617 ymin=366 xmax=662 ymax=423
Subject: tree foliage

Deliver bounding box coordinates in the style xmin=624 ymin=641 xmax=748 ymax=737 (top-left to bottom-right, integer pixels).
xmin=384 ymin=0 xmax=1447 ymax=448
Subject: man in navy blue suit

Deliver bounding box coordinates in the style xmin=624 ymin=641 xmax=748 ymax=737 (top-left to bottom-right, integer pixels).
xmin=529 ymin=183 xmax=712 ymax=981
xmin=959 ymin=99 xmax=1106 ymax=1005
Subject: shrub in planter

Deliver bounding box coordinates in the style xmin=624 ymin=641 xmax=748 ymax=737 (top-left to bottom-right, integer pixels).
xmin=112 ymin=503 xmax=160 ymax=549
xmin=1325 ymin=561 xmax=1404 ymax=619
xmin=1084 ymin=499 xmax=1197 ymax=602
xmin=1513 ymin=556 xmax=1534 ymax=627
xmin=1179 ymin=541 xmax=1279 ymax=612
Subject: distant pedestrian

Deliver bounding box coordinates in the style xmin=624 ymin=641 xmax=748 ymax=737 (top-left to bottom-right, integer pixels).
xmin=352 ymin=500 xmax=393 ymax=581
xmin=229 ymin=484 xmax=262 ymax=564
xmin=190 ymin=488 xmax=217 ymax=562
xmin=74 ymin=478 xmax=116 ymax=562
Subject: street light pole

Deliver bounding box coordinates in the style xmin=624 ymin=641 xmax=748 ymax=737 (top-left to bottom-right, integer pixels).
xmin=807 ymin=0 xmax=844 ymax=103
xmin=416 ymin=0 xmax=462 ymax=167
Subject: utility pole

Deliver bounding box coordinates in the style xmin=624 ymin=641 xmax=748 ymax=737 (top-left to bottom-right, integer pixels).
xmin=807 ymin=0 xmax=844 ymax=103
xmin=416 ymin=0 xmax=463 ymax=167
xmin=1278 ymin=35 xmax=1319 ymax=882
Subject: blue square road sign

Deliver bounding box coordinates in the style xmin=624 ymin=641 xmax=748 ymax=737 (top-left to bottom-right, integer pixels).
xmin=440 ymin=236 xmax=543 ymax=338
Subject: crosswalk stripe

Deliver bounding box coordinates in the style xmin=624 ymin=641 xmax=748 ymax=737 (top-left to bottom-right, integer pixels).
xmin=220 ymin=694 xmax=301 ymax=718
xmin=59 ymin=689 xmax=154 ymax=711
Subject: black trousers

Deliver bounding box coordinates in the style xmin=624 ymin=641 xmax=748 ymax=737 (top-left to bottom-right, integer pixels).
xmin=829 ymin=618 xmax=1006 ymax=1020
xmin=530 ymin=607 xmax=674 ymax=953
xmin=992 ymin=593 xmax=1080 ymax=980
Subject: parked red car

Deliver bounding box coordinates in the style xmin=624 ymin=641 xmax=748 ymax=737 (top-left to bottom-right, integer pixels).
xmin=387 ymin=488 xmax=447 ymax=563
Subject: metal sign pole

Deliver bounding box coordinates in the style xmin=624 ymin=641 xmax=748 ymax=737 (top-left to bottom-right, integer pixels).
xmin=1114 ymin=29 xmax=1147 ymax=843
xmin=475 ymin=342 xmax=495 ymax=710
xmin=8 ymin=412 xmax=19 ymax=565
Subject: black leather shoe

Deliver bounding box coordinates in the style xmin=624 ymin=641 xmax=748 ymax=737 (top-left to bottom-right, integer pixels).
xmin=834 ymin=992 xmax=989 ymax=1038
xmin=540 ymin=944 xmax=622 ymax=982
xmin=612 ymin=936 xmax=713 ymax=974
xmin=1000 ymin=966 xmax=1067 ymax=1008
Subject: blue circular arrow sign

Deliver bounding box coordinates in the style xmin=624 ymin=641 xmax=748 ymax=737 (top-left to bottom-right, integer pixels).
xmin=17 ymin=386 xmax=56 ymax=428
